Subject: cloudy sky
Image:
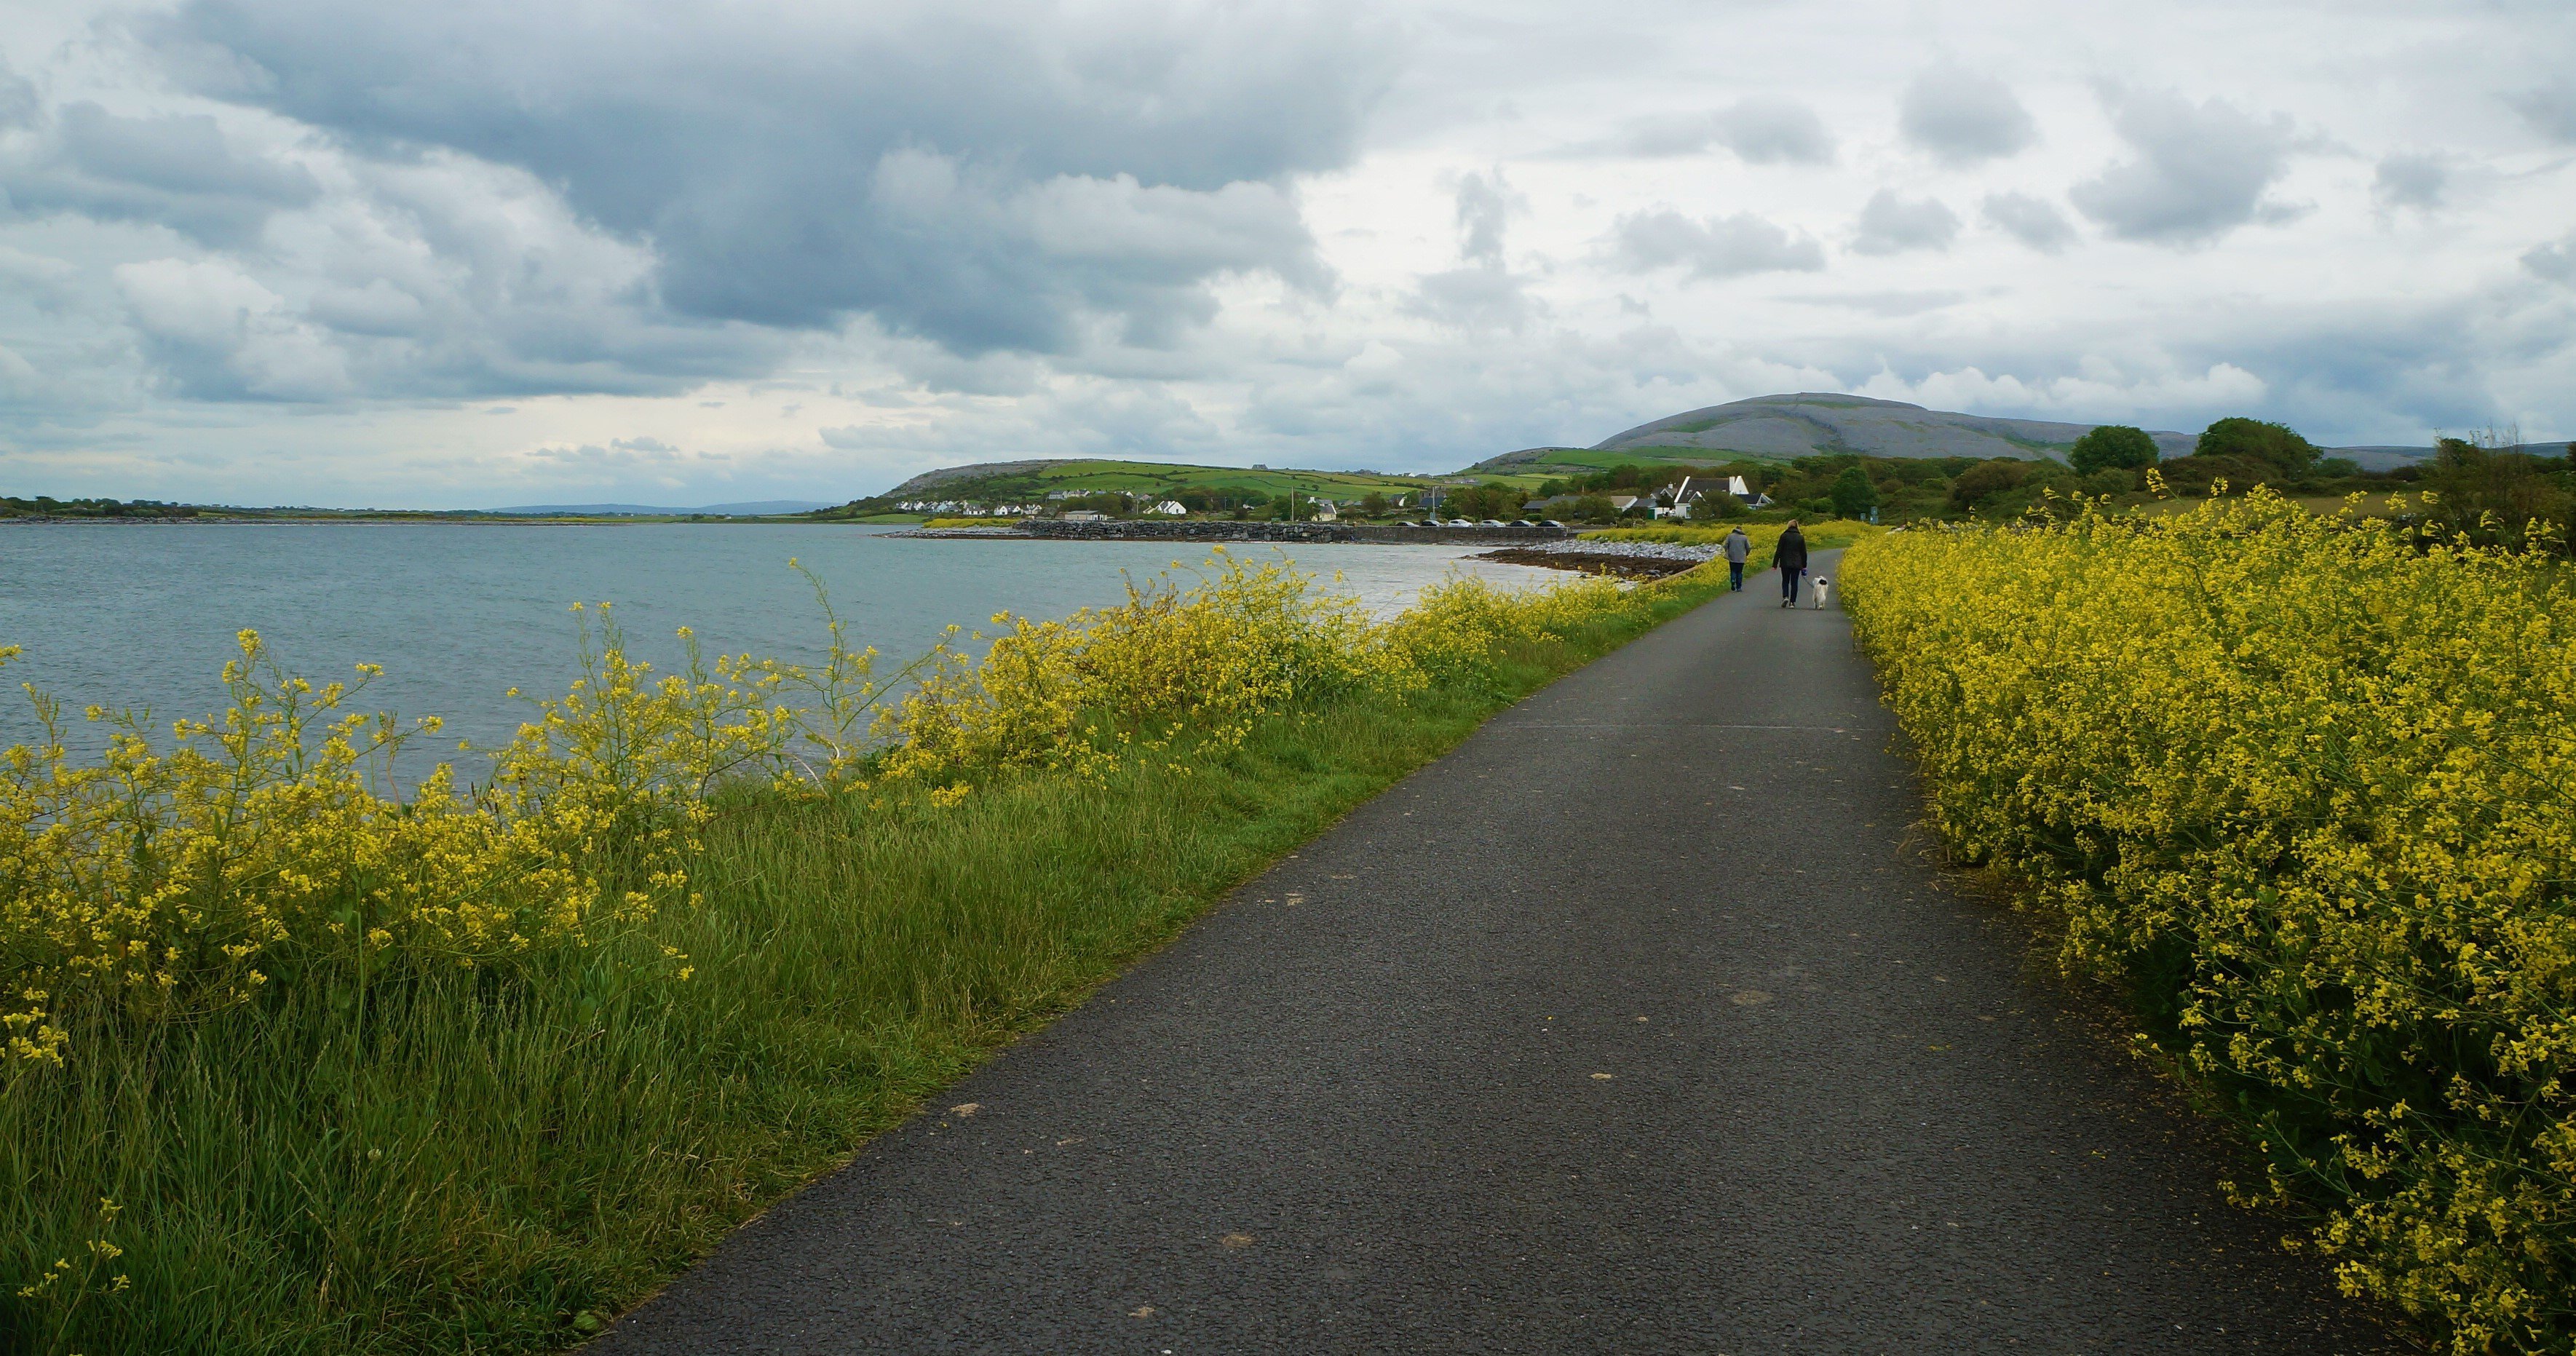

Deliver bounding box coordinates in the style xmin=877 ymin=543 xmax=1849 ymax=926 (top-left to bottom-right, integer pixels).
xmin=1 ymin=0 xmax=2569 ymax=507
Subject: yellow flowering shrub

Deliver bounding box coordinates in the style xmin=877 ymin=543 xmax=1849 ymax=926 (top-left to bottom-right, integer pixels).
xmin=876 ymin=550 xmax=1652 ymax=785
xmin=1840 ymin=490 xmax=2576 ymax=1351
xmin=2 ymin=552 xmax=1657 ymax=1068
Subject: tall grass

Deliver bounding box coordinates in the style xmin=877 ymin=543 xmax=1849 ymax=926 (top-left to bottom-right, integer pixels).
xmin=2 ymin=555 xmax=1721 ymax=1353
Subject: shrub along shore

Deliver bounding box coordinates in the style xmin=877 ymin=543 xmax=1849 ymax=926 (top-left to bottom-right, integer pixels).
xmin=1 ymin=552 xmax=1725 ymax=1352
xmin=1842 ymin=491 xmax=2576 ymax=1353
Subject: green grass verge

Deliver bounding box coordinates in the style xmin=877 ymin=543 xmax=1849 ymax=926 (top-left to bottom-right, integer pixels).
xmin=3 ymin=566 xmax=1727 ymax=1354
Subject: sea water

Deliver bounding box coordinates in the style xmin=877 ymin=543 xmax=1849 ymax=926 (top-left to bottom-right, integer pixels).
xmin=0 ymin=523 xmax=1564 ymax=760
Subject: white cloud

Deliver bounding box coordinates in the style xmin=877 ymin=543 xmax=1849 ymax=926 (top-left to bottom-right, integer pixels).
xmin=113 ymin=256 xmax=349 ymax=400
xmin=1981 ymin=192 xmax=2077 ymax=253
xmin=1900 ymin=65 xmax=2038 ymax=166
xmin=1606 ymin=99 xmax=1836 ymax=164
xmin=1851 ymin=191 xmax=1959 ymax=255
xmin=1707 ymin=98 xmax=1836 ymax=165
xmin=0 ymin=0 xmax=2566 ymax=503
xmin=1859 ymin=361 xmax=2267 ymax=424
xmin=1607 ymin=209 xmax=1826 ymax=279
xmin=2371 ymin=152 xmax=2449 ymax=213
xmin=2508 ymin=85 xmax=2576 ymax=144
xmin=2069 ymin=88 xmax=2303 ymax=245
xmin=2527 ymin=233 xmax=2576 ymax=286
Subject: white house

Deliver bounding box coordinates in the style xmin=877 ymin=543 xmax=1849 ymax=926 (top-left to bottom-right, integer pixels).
xmin=1311 ymin=499 xmax=1338 ymax=521
xmin=1668 ymin=475 xmax=1769 ymax=514
xmin=1149 ymin=499 xmax=1189 ymax=515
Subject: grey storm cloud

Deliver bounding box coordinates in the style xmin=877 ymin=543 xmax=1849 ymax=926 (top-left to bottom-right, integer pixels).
xmin=150 ymin=0 xmax=1390 ymax=356
xmin=2372 ymin=152 xmax=2449 ymax=212
xmin=1617 ymin=98 xmax=1836 ymax=165
xmin=1 ymin=102 xmax=320 ymax=247
xmin=0 ymin=60 xmax=36 ymax=129
xmin=1609 ymin=209 xmax=1826 ymax=278
xmin=1851 ymin=190 xmax=1959 ymax=255
xmin=1899 ymin=66 xmax=2039 ymax=166
xmin=2068 ymin=88 xmax=2302 ymax=245
xmin=1980 ymin=191 xmax=2077 ymax=252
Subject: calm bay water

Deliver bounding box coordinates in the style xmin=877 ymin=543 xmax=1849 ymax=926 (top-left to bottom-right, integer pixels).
xmin=0 ymin=523 xmax=1563 ymax=762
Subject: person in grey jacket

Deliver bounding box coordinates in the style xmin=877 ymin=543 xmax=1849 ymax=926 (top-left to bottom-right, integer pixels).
xmin=1721 ymin=526 xmax=1751 ymax=591
xmin=1775 ymin=520 xmax=1808 ymax=608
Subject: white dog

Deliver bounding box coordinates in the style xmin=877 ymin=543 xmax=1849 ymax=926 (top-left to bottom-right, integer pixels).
xmin=1811 ymin=576 xmax=1832 ymax=609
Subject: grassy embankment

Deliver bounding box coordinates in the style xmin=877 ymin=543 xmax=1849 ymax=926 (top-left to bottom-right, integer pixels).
xmin=1 ymin=555 xmax=1727 ymax=1353
xmin=1841 ymin=493 xmax=2576 ymax=1354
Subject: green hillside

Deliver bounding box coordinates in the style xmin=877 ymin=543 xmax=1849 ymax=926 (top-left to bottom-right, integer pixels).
xmin=1468 ymin=445 xmax=1788 ymax=478
xmin=820 ymin=459 xmax=1459 ymax=517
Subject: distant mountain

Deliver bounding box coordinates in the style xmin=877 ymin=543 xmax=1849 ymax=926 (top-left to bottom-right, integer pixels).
xmin=883 ymin=460 xmax=1093 ymax=497
xmin=491 ymin=500 xmax=835 ymax=516
xmin=1473 ymin=393 xmax=2437 ymax=474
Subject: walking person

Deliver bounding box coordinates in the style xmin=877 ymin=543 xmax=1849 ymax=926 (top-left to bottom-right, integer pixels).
xmin=1721 ymin=526 xmax=1751 ymax=591
xmin=1775 ymin=520 xmax=1808 ymax=608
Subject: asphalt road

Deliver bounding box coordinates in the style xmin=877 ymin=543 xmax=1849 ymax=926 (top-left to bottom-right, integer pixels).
xmin=597 ymin=553 xmax=2401 ymax=1354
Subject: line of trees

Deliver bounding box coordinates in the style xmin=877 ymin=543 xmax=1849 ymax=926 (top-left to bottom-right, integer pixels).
xmin=1 ymin=496 xmax=200 ymax=519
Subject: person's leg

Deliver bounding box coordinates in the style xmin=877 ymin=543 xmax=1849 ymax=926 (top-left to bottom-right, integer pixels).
xmin=1729 ymin=560 xmax=1743 ymax=590
xmin=1780 ymin=566 xmax=1798 ymax=605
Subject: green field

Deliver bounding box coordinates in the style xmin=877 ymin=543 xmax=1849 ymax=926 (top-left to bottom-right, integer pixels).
xmin=850 ymin=459 xmax=1454 ymax=508
xmin=1467 ymin=445 xmax=1790 ymax=477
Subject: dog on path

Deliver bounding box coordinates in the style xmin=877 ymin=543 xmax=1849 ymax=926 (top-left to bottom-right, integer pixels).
xmin=1811 ymin=576 xmax=1831 ymax=609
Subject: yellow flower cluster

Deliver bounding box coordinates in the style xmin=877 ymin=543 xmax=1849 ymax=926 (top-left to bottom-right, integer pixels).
xmin=1840 ymin=490 xmax=2576 ymax=1352
xmin=877 ymin=550 xmax=1646 ymax=785
xmin=2 ymin=553 xmax=1649 ymax=1069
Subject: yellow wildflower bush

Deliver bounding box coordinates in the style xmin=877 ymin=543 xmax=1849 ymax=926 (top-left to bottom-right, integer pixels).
xmin=3 ymin=552 xmax=1651 ymax=1068
xmin=876 ymin=550 xmax=1641 ymax=785
xmin=1840 ymin=490 xmax=2576 ymax=1351
xmin=0 ymin=590 xmax=913 ymax=1066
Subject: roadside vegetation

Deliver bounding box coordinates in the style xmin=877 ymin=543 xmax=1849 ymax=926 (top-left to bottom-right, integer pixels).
xmin=1842 ymin=491 xmax=2576 ymax=1352
xmin=0 ymin=552 xmax=1721 ymax=1353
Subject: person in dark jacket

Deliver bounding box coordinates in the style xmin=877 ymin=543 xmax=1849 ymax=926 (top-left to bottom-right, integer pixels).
xmin=1775 ymin=520 xmax=1808 ymax=608
xmin=1721 ymin=526 xmax=1752 ymax=590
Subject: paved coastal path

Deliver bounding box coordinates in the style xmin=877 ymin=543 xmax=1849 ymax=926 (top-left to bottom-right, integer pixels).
xmin=599 ymin=553 xmax=2397 ymax=1353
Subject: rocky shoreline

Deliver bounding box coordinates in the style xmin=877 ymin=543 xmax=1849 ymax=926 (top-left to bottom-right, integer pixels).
xmin=883 ymin=520 xmax=1719 ymax=579
xmin=1471 ymin=539 xmax=1719 ymax=579
xmin=889 ymin=520 xmax=1573 ymax=544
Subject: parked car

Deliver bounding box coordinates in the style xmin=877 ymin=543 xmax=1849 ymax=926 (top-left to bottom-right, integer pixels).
xmin=1448 ymin=518 xmax=1473 ymax=527
xmin=1479 ymin=519 xmax=1505 ymax=527
xmin=1508 ymin=519 xmax=1534 ymax=527
xmin=1540 ymin=520 xmax=1566 ymax=528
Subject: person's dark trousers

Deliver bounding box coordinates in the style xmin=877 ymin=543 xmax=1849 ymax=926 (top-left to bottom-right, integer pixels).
xmin=1780 ymin=566 xmax=1802 ymax=605
xmin=1728 ymin=561 xmax=1744 ymax=590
